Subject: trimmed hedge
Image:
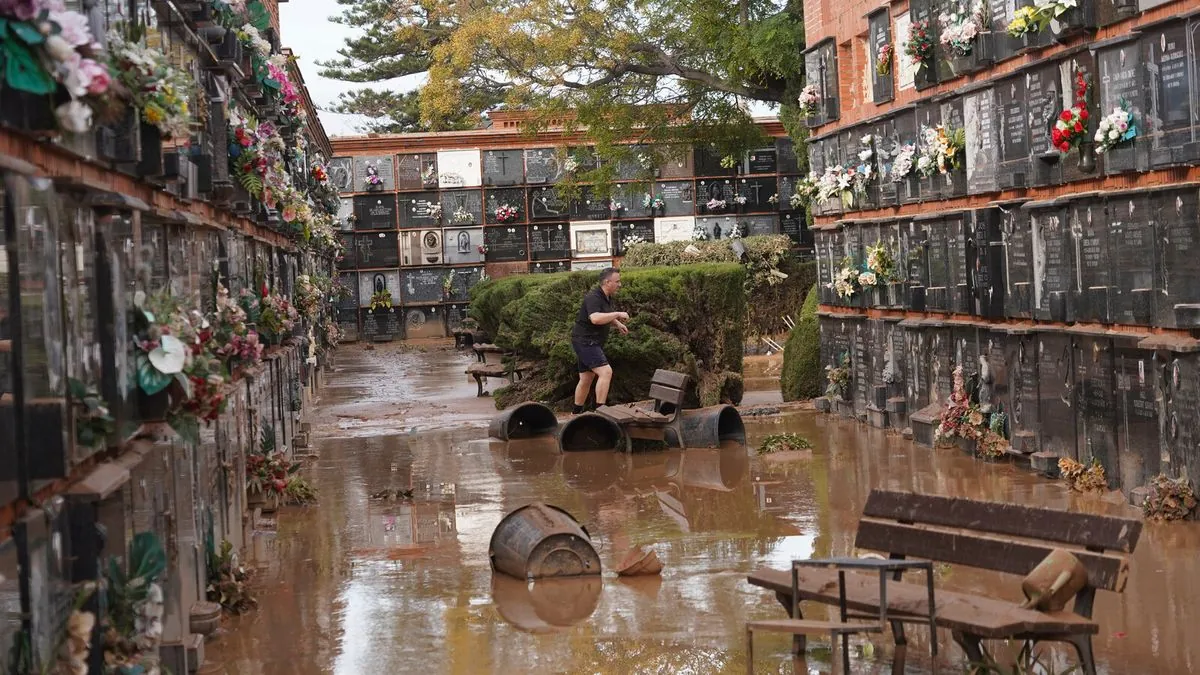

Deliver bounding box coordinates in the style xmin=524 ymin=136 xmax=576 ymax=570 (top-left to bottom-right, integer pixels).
xmin=780 ymin=283 xmax=821 ymax=401
xmin=469 ymin=264 xmax=746 ymax=410
xmin=622 ymin=235 xmax=815 ymax=337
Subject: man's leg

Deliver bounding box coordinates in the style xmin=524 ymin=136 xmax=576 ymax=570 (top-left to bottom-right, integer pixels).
xmin=574 ymin=370 xmax=596 ymax=412
xmin=593 ymin=364 xmax=614 ymax=406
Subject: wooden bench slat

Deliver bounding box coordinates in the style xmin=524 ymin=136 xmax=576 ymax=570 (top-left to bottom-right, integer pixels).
xmin=862 ymin=490 xmax=1142 ymax=553
xmin=747 ymin=618 xmax=883 ymax=635
xmin=855 ymin=518 xmax=1131 ymax=592
xmin=466 ymin=363 xmax=507 ymax=377
xmin=650 ymin=369 xmax=690 ymax=389
xmin=746 ymin=568 xmax=1098 ymax=639
xmin=647 ymin=383 xmax=686 ymax=407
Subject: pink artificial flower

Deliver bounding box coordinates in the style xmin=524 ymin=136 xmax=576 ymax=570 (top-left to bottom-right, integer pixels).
xmin=49 ymin=9 xmax=93 ymax=47
xmin=78 ymin=58 xmax=110 ymax=95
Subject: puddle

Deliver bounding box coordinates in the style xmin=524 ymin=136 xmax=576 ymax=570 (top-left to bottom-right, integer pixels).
xmin=203 ymin=345 xmax=1200 ymax=674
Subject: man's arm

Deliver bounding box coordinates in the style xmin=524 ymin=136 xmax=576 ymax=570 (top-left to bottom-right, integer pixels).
xmin=589 ymin=311 xmax=629 ymax=325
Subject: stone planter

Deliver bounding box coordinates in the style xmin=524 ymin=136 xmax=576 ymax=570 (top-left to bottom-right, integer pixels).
xmin=1049 ymin=3 xmax=1096 ymax=42
xmin=946 ymin=32 xmax=994 ymax=77
xmin=835 ymin=398 xmax=855 ymax=418
xmin=189 ymin=601 xmax=222 ymax=636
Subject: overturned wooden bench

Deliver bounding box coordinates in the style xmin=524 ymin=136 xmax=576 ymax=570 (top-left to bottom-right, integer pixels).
xmin=465 ymin=361 xmax=533 ymax=397
xmin=746 ymin=489 xmax=1142 ymax=674
xmin=596 ymin=369 xmax=688 ymax=451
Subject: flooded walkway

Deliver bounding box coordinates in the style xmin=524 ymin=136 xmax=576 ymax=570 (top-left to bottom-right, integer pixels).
xmin=204 ymin=344 xmax=1200 ymax=674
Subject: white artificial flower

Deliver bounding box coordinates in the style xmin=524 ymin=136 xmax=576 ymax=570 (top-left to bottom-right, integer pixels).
xmin=148 ymin=335 xmax=187 ymax=374
xmin=44 ymin=34 xmax=75 ymax=62
xmin=55 ymin=100 xmax=92 ymax=133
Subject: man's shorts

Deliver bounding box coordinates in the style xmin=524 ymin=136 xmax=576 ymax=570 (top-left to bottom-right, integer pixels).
xmin=571 ymin=338 xmax=609 ymax=372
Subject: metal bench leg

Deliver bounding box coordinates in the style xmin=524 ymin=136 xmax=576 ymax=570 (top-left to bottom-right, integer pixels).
xmin=951 ymin=631 xmax=987 ymax=667
xmin=474 ymin=375 xmax=485 ymax=397
xmin=772 ymin=591 xmax=806 ymax=655
xmin=745 ymin=625 xmax=753 ymax=675
xmin=1065 ymin=635 xmax=1097 ymax=675
xmin=889 ymin=621 xmax=907 ymax=675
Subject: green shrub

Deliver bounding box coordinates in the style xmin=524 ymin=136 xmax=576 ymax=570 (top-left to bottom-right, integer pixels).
xmin=622 ymin=235 xmax=815 ymax=337
xmin=780 ymin=283 xmax=822 ymax=401
xmin=469 ymin=264 xmax=746 ymax=410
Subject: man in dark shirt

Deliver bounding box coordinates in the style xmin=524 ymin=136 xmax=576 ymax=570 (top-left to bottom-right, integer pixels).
xmin=570 ymin=267 xmax=629 ymax=414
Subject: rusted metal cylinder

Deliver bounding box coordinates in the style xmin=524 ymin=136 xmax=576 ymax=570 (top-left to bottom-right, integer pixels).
xmin=1021 ymin=548 xmax=1088 ymax=611
xmin=489 ymin=503 xmax=602 ymax=579
xmin=668 ymin=405 xmax=746 ymax=448
xmin=491 ymin=573 xmax=602 ymax=633
xmin=558 ymin=412 xmax=624 ymax=452
xmin=489 ymin=402 xmax=559 ymax=441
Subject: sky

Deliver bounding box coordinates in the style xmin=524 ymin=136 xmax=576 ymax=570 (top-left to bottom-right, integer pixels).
xmin=280 ymin=0 xmax=422 ymax=138
xmin=280 ymin=0 xmax=778 ymax=139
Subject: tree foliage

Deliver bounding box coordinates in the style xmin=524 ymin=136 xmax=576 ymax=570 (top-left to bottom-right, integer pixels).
xmin=320 ymin=0 xmax=808 ymax=151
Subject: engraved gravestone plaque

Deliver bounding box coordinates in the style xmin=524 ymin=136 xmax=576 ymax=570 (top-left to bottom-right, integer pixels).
xmin=529 ymin=187 xmax=568 ymax=221
xmin=1155 ymin=187 xmax=1200 ymax=328
xmin=337 ymin=198 xmax=354 ymax=231
xmin=777 ymin=138 xmax=801 ymax=174
xmin=1073 ymin=199 xmax=1111 ymax=323
xmin=997 ymin=75 xmax=1030 ymax=189
xmin=736 ymin=177 xmax=776 ymax=213
xmin=396 ymin=153 xmax=438 ymax=190
xmin=1077 ymin=336 xmax=1117 ymax=482
xmin=777 ymin=176 xmax=796 ymax=212
xmin=659 ymin=146 xmax=695 ymax=178
xmin=1146 ymin=22 xmax=1192 ymax=167
xmin=446 ymin=267 xmax=483 ymax=302
xmin=337 ymin=307 xmax=359 ymax=341
xmin=337 ymin=233 xmax=355 ymax=270
xmin=529 ymin=222 xmax=571 ymax=260
xmin=354 ymin=156 xmax=394 ymax=192
xmin=353 ymin=194 xmax=397 ymax=230
xmin=442 ymin=227 xmax=485 ymax=265
xmin=870 ymin=8 xmax=894 ymax=103
xmin=694 ymin=145 xmax=737 ymax=177
xmin=1117 ymin=346 xmax=1160 ymax=484
xmin=400 ymin=267 xmax=447 ymax=304
xmin=328 ymin=157 xmax=353 ymax=192
xmin=1002 ymin=207 xmax=1033 ymax=318
xmin=524 ymin=148 xmax=564 ymax=184
xmin=403 ymin=306 xmax=443 ymax=339
xmin=531 ymin=260 xmax=569 ymax=274
xmin=484 ymin=225 xmax=529 ymax=262
xmin=748 ymin=148 xmax=777 ymax=174
xmin=612 ymin=220 xmax=655 ymax=255
xmin=780 ymin=212 xmax=808 ymax=247
xmin=570 ymin=186 xmax=612 ymax=221
xmin=1026 ymin=63 xmax=1064 ymax=186
xmin=697 ymin=179 xmax=735 ymax=213
xmin=436 ymin=150 xmax=481 ymax=188
xmin=925 ymin=218 xmax=949 ymax=311
xmin=482 ymin=150 xmax=524 ymax=186
xmin=1037 ymin=333 xmax=1077 ymax=458
xmin=484 ymin=188 xmax=527 ymax=224
xmin=1031 ymin=205 xmax=1072 ymax=322
xmin=739 ymin=215 xmax=777 ymax=237
xmin=1097 ymin=42 xmax=1147 ymax=174
xmin=354 ymin=231 xmax=399 ymax=269
xmin=657 ymin=180 xmax=696 ymax=216
xmin=1110 ymin=193 xmax=1154 ymax=326
xmin=399 ymin=192 xmax=441 ymax=229
xmin=358 ymin=270 xmax=400 ymax=308
xmin=965 ymin=88 xmax=999 ymax=194
xmin=616 ymin=145 xmax=652 ymax=180
xmin=946 ymin=213 xmax=972 ymax=313
xmin=440 ymin=189 xmax=484 ymax=226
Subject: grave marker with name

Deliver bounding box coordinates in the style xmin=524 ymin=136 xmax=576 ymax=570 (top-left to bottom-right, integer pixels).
xmin=396 ymin=153 xmax=438 ymax=190
xmin=1109 ymin=193 xmax=1155 ymax=326
xmin=1002 ymin=207 xmax=1034 ymax=318
xmin=358 ymin=270 xmax=401 ymax=308
xmin=965 ymin=88 xmax=999 ymax=194
xmin=572 ymin=259 xmax=613 ymax=271
xmin=529 ymin=223 xmax=571 ymax=260
xmin=904 ymin=220 xmax=929 ymax=310
xmin=853 ymin=321 xmax=872 ymax=413
xmin=337 ymin=233 xmax=355 ymax=270
xmin=1077 ymin=336 xmax=1117 ymax=484
xmin=354 ymin=156 xmax=395 ymax=192
xmin=780 ymin=212 xmax=808 ymax=247
xmin=654 ymin=216 xmax=695 ymax=243
xmin=870 ymin=9 xmax=894 ymax=103
xmin=401 ymin=267 xmax=448 ymax=304
xmin=441 ymin=189 xmax=484 ymax=226
xmin=360 ymin=306 xmax=400 ymax=341
xmin=1037 ymin=332 xmax=1078 ymax=459
xmin=436 ymin=150 xmax=481 ymax=188
xmin=531 ymin=260 xmax=569 ymax=274
xmin=446 ymin=304 xmax=471 ymax=333
xmin=694 ymin=216 xmax=740 ymax=240
xmin=946 ymin=213 xmax=972 ymax=313
xmin=747 ymin=148 xmax=777 ymax=174
xmin=403 ymin=306 xmax=444 ymax=340
xmin=484 ymin=225 xmax=529 ymax=262
xmin=1155 ymin=187 xmax=1200 ymax=328
xmin=443 ymin=227 xmax=485 ymax=265
xmin=571 ymin=221 xmax=612 ymax=257
xmin=446 ymin=266 xmax=483 ymax=302
xmin=354 ymin=194 xmax=398 ymax=230
xmin=656 ymin=180 xmax=696 ymax=216
xmin=616 ymin=145 xmax=652 ymax=181
xmin=997 ymin=75 xmax=1030 ymax=189
xmin=697 ymin=179 xmax=736 ymax=213
xmin=777 ymin=176 xmax=797 ymax=212
xmin=609 ymin=183 xmax=645 ymax=219
xmin=777 ymin=138 xmax=801 ymax=174
xmin=570 ymin=186 xmax=612 ymax=221
xmin=736 ymin=177 xmax=776 ymax=213
xmin=1146 ymin=21 xmax=1193 ymax=166
xmin=659 ymin=146 xmax=695 ymax=178
xmin=524 ymin=148 xmax=564 ymax=184
xmin=694 ymin=145 xmax=737 ymax=177
xmin=484 ymin=188 xmax=527 ymax=224
xmin=925 ymin=218 xmax=950 ymax=311
xmin=529 ymin=186 xmax=568 ymax=221
xmin=1027 ymin=63 xmax=1065 ymax=186
xmin=1031 ymin=205 xmax=1072 ymax=322
xmin=972 ymin=208 xmax=1006 ymax=318
xmin=399 ymin=192 xmax=441 ymax=229
xmin=612 ymin=220 xmax=656 ymax=255
xmin=337 ymin=307 xmax=359 ymax=341
xmin=1097 ymin=41 xmax=1149 ymax=174
xmin=328 ymin=157 xmax=353 ymax=192
xmin=482 ymin=150 xmax=524 ymax=186
xmin=1072 ymin=200 xmax=1112 ymax=323
xmin=335 ymin=272 xmax=358 ymax=310
xmin=739 ymin=215 xmax=777 ymax=237
xmin=337 ymin=198 xmax=354 ymax=231
xmin=1163 ymin=355 xmax=1200 ymax=478
xmin=354 ymin=231 xmax=399 ymax=269
xmin=1117 ymin=345 xmax=1159 ymax=488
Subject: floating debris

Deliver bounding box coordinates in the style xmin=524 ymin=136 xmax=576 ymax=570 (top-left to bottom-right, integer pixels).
xmin=370 ymin=488 xmax=414 ymax=501
xmin=616 ymin=548 xmax=663 ymax=577
xmin=1059 ymin=458 xmax=1107 ymax=493
xmin=1143 ymin=474 xmax=1198 ymax=522
xmin=757 ymin=433 xmax=813 ymax=455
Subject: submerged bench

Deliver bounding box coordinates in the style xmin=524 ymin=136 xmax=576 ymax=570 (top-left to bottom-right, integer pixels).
xmin=465 ymin=361 xmax=533 ymax=396
xmin=596 ymin=369 xmax=688 ymax=451
xmin=746 ymin=489 xmax=1142 ymax=674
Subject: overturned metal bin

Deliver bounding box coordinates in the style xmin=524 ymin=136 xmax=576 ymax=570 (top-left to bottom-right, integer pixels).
xmin=489 ymin=401 xmax=559 ymax=440
xmin=558 ymin=412 xmax=624 ymax=452
xmin=667 ymin=405 xmax=746 ymax=448
xmin=489 ymin=503 xmax=602 ymax=579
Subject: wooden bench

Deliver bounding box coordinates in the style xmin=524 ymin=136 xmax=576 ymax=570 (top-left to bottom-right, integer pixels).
xmin=466 ymin=360 xmax=533 ymax=396
xmin=746 ymin=489 xmax=1142 ymax=674
xmin=472 ymin=343 xmax=507 ymax=363
xmin=596 ymin=369 xmax=688 ymax=450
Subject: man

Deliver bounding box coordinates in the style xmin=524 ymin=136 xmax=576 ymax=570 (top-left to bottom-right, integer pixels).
xmin=571 ymin=267 xmax=629 ymax=414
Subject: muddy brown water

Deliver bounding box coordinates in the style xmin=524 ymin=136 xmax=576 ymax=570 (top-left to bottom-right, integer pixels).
xmin=203 ymin=345 xmax=1200 ymax=674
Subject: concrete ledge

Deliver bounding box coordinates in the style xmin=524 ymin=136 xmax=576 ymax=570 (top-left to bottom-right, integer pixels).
xmin=1030 ymin=451 xmax=1061 ymax=478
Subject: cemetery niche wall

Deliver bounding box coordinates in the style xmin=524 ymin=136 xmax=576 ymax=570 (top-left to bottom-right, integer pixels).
xmin=806 ymin=0 xmax=1200 ymax=505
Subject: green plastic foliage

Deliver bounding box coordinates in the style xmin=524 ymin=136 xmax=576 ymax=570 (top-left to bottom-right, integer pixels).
xmin=470 ymin=264 xmax=746 ymax=409
xmin=780 ymin=284 xmax=821 ymax=401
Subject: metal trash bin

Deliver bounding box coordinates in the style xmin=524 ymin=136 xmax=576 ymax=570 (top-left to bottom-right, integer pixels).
xmin=489 ymin=503 xmax=602 ymax=579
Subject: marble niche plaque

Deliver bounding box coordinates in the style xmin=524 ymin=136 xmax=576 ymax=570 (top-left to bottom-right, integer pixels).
xmin=1001 ymin=207 xmax=1034 ymax=318
xmin=443 ymin=227 xmax=485 ymax=265
xmin=353 ymin=194 xmax=397 ymax=231
xmin=354 ymin=231 xmax=399 ymax=269
xmin=1145 ymin=22 xmax=1196 ymax=167
xmin=924 ymin=217 xmax=950 ymax=312
xmin=694 ymin=215 xmax=740 ymax=240
xmin=328 ymin=157 xmax=353 ymax=192
xmin=1076 ymin=336 xmax=1117 ymax=485
xmin=1109 ymin=193 xmax=1155 ymax=326
xmin=1030 ymin=204 xmax=1072 ymax=322
xmin=971 ymin=208 xmax=1006 ymax=319
xmin=572 ymin=259 xmax=613 ymax=272
xmin=531 ymin=260 xmax=569 ymax=274
xmin=1116 ymin=345 xmax=1160 ymax=486
xmin=436 ymin=150 xmax=482 ymax=188
xmin=1037 ymin=333 xmax=1078 ymax=459
xmin=482 ymin=149 xmax=524 ymax=186
xmin=654 ymin=216 xmax=695 ymax=244
xmin=1071 ymin=199 xmax=1112 ymax=323
xmin=336 ymin=307 xmax=359 ymax=342
xmin=780 ymin=212 xmax=808 ymax=247
xmin=738 ymin=215 xmax=777 ymax=237
xmin=354 ymin=156 xmax=394 ymax=192
xmin=569 ymin=186 xmax=612 ymax=221
xmin=400 ymin=267 xmax=448 ymax=305
xmin=997 ymin=75 xmax=1031 ymax=189
xmin=524 ymin=148 xmax=564 ymax=184
xmin=747 ymin=148 xmax=777 ymax=174
xmin=396 ymin=153 xmax=438 ymax=190
xmin=776 ymin=138 xmax=801 ymax=174
xmin=694 ymin=145 xmax=737 ymax=177
xmin=484 ymin=225 xmax=529 ymax=263
xmin=529 ymin=222 xmax=571 ymax=260
xmin=1154 ymin=188 xmax=1200 ymax=328
xmin=445 ymin=267 xmax=483 ymax=303
xmin=529 ymin=186 xmax=568 ymax=221
xmin=570 ymin=221 xmax=612 ymax=258
xmin=1057 ymin=55 xmax=1099 ymax=186
xmin=337 ymin=198 xmax=354 ymax=231
xmin=944 ymin=213 xmax=972 ymax=314
xmin=1025 ymin=63 xmax=1064 ymax=187
xmin=399 ymin=192 xmax=441 ymax=229
xmin=964 ymin=87 xmax=999 ymax=195
xmin=612 ymin=220 xmax=655 ymax=256
xmin=1096 ymin=41 xmax=1149 ymax=175
xmin=904 ymin=219 xmax=929 ymax=311
xmin=655 ymin=180 xmax=696 ymax=217
xmin=869 ymin=8 xmax=894 ymax=104
xmin=484 ymin=188 xmax=527 ymax=225
xmin=358 ymin=270 xmax=401 ymax=308
xmin=402 ymin=306 xmax=445 ymax=340
xmin=440 ymin=189 xmax=484 ymax=227
xmin=337 ymin=233 xmax=355 ymax=270
xmin=736 ymin=177 xmax=776 ymax=213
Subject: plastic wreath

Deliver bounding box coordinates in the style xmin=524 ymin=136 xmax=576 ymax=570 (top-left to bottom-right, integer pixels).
xmin=905 ymin=20 xmax=935 ymax=72
xmin=1050 ymin=69 xmax=1090 ymax=153
xmin=939 ymin=0 xmax=989 ymax=58
xmin=1094 ymin=102 xmax=1136 ymax=154
xmin=798 ymin=83 xmax=821 ymax=117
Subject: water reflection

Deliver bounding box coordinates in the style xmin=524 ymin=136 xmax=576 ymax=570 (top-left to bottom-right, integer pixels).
xmin=203 ymin=405 xmax=1200 ymax=675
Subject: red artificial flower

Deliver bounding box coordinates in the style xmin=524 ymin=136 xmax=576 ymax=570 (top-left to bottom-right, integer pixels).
xmin=1074 ymin=122 xmax=1083 ymax=132
xmin=1079 ymin=108 xmax=1089 ymax=120
xmin=1061 ymin=111 xmax=1073 ymax=122
xmin=1051 ymin=129 xmax=1062 ymax=143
